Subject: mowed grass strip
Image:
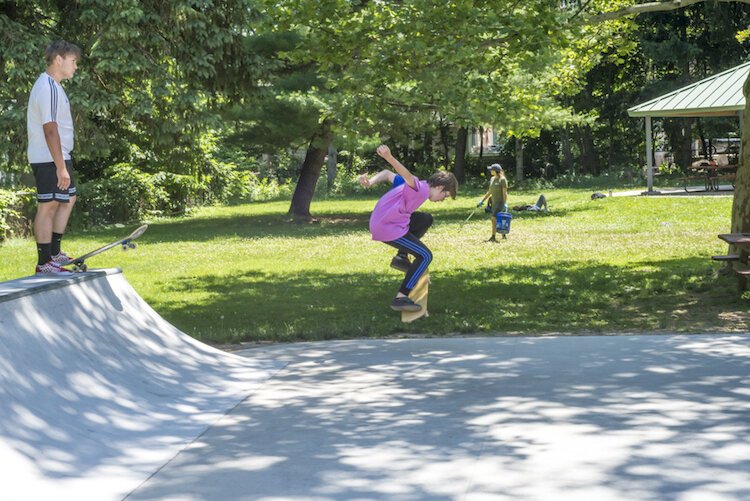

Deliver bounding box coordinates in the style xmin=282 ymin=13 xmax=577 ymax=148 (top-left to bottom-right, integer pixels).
xmin=1 ymin=189 xmax=747 ymax=342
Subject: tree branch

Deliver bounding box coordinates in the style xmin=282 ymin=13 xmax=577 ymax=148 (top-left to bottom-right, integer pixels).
xmin=588 ymin=0 xmax=750 ymax=23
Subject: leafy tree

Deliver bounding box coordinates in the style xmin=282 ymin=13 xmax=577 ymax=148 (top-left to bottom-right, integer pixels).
xmin=263 ymin=0 xmax=611 ymax=218
xmin=586 ymin=0 xmax=750 ymax=237
xmin=1 ymin=0 xmax=271 ymax=180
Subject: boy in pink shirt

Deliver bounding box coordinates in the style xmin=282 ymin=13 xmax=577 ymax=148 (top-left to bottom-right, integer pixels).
xmin=369 ymin=145 xmax=458 ymax=312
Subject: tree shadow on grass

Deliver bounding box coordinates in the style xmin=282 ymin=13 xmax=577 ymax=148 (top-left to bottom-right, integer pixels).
xmin=69 ymin=197 xmax=604 ymax=247
xmin=142 ymin=203 xmax=598 ymax=246
xmin=149 ymin=257 xmax=750 ymax=344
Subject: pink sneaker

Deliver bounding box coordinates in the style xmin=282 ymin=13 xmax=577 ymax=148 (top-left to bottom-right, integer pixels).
xmin=35 ymin=260 xmax=73 ymax=276
xmin=51 ymin=251 xmax=71 ymax=265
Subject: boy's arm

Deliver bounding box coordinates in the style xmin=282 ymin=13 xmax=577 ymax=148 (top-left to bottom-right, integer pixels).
xmin=376 ymin=145 xmax=415 ymax=189
xmin=43 ymin=121 xmax=70 ymax=191
xmin=33 ymin=87 xmax=70 ymax=190
xmin=359 ymin=169 xmax=396 ymax=188
xmin=478 ymin=191 xmax=490 ymax=206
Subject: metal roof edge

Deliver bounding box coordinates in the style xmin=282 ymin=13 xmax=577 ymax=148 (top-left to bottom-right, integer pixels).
xmin=627 ymin=61 xmax=750 ymax=114
xmin=628 ymin=105 xmax=744 ymax=117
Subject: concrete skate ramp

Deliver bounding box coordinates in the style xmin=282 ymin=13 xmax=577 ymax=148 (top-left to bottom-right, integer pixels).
xmin=0 ymin=269 xmax=284 ymax=501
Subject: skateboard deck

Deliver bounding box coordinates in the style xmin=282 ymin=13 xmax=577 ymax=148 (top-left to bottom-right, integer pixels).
xmin=59 ymin=224 xmax=148 ymax=272
xmin=401 ymin=271 xmax=430 ymax=323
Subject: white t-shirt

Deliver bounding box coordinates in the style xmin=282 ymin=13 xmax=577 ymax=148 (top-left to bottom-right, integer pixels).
xmin=27 ymin=72 xmax=74 ymax=164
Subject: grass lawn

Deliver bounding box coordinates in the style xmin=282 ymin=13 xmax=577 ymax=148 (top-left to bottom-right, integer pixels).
xmin=1 ymin=188 xmax=748 ymax=343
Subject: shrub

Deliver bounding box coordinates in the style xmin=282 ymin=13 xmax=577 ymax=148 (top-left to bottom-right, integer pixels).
xmin=151 ymin=171 xmax=206 ymax=214
xmin=73 ymin=163 xmax=169 ymax=226
xmin=0 ymin=190 xmax=35 ymax=241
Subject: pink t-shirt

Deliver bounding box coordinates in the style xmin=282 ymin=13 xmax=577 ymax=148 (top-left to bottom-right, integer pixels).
xmin=369 ymin=178 xmax=430 ymax=241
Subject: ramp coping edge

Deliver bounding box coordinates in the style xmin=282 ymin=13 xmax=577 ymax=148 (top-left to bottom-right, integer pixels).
xmin=0 ymin=268 xmax=123 ymax=304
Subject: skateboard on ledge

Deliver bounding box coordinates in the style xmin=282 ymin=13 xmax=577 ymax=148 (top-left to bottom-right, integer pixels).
xmin=59 ymin=224 xmax=148 ymax=272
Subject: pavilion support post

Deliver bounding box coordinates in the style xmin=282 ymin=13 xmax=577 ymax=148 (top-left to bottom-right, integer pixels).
xmin=643 ymin=116 xmax=658 ymax=194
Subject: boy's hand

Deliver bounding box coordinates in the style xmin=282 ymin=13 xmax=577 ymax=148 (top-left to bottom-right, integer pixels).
xmin=358 ymin=174 xmax=371 ymax=188
xmin=376 ymin=145 xmax=391 ymax=158
xmin=57 ymin=165 xmax=71 ymax=190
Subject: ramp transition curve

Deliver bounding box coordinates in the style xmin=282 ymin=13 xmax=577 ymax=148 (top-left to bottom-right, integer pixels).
xmin=0 ymin=269 xmax=283 ymax=501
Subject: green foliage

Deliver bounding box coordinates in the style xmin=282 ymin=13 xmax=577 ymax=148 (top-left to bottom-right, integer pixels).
xmin=259 ymin=0 xmax=616 ymax=151
xmin=657 ymin=161 xmax=681 ymax=176
xmin=0 ymin=0 xmax=274 ymax=178
xmin=203 ymin=159 xmax=294 ymax=203
xmin=0 ymin=189 xmax=34 ymax=241
xmin=74 ymin=164 xmax=170 ymax=225
xmin=2 ymin=0 xmax=748 ymax=230
xmin=72 ymin=160 xmax=294 ymax=227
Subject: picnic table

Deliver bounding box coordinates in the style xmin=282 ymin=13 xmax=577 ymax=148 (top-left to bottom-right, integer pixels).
xmin=684 ymin=162 xmax=736 ymax=192
xmin=715 ymin=233 xmax=750 ymax=289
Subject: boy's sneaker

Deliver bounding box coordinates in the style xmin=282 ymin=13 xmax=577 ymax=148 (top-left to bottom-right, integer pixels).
xmin=51 ymin=251 xmax=71 ymax=265
xmin=390 ymin=254 xmax=411 ymax=272
xmin=390 ymin=296 xmax=422 ymax=312
xmin=35 ymin=260 xmax=73 ymax=276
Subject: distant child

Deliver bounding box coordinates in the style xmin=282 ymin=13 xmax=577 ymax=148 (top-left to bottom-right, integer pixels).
xmin=513 ymin=194 xmax=548 ymax=212
xmin=369 ymin=145 xmax=458 ymax=311
xmin=478 ymin=163 xmax=508 ymax=242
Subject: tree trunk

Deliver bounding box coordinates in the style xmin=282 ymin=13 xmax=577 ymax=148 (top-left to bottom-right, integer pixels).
xmin=515 ymin=136 xmax=524 ymax=181
xmin=453 ymin=126 xmax=468 ymax=183
xmin=607 ymin=117 xmax=615 ymax=170
xmin=730 ymin=78 xmax=750 ymax=237
xmin=422 ymin=131 xmax=434 ymax=169
xmin=479 ymin=126 xmax=484 ymax=159
xmin=664 ymin=118 xmax=693 ymax=170
xmin=439 ymin=120 xmax=451 ymax=168
xmin=326 ymin=143 xmax=337 ymax=193
xmin=561 ymin=126 xmax=573 ymax=173
xmin=288 ymin=122 xmax=333 ymax=221
xmin=697 ymin=118 xmax=708 ymax=158
xmin=579 ymin=125 xmax=597 ymax=175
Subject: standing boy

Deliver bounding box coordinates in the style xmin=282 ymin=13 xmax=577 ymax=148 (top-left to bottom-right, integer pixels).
xmin=478 ymin=163 xmax=508 ymax=242
xmin=28 ymin=40 xmax=81 ymax=275
xmin=369 ymin=145 xmax=458 ymax=311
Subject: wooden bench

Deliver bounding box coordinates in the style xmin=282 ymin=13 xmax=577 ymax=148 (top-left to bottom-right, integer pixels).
xmin=735 ymin=269 xmax=750 ymax=290
xmin=710 ymin=173 xmax=736 ymax=190
xmin=717 ymin=234 xmax=750 ymax=291
xmin=681 ymin=175 xmax=709 ymax=192
xmin=712 ymin=254 xmax=740 ymax=261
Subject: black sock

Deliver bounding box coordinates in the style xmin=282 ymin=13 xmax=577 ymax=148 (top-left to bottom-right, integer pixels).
xmin=51 ymin=232 xmax=63 ymax=256
xmin=37 ymin=242 xmax=52 ymax=266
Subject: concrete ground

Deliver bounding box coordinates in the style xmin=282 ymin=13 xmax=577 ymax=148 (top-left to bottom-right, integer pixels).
xmin=127 ymin=335 xmax=750 ymax=501
xmin=3 ymin=272 xmax=749 ymax=500
xmin=612 ymin=185 xmax=735 ymax=197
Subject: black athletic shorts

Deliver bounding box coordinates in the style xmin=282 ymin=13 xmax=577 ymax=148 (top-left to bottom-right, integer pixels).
xmin=31 ymin=159 xmax=77 ymax=203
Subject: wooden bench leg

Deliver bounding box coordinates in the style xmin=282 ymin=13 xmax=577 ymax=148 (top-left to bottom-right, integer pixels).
xmin=739 ymin=250 xmax=749 ymax=291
